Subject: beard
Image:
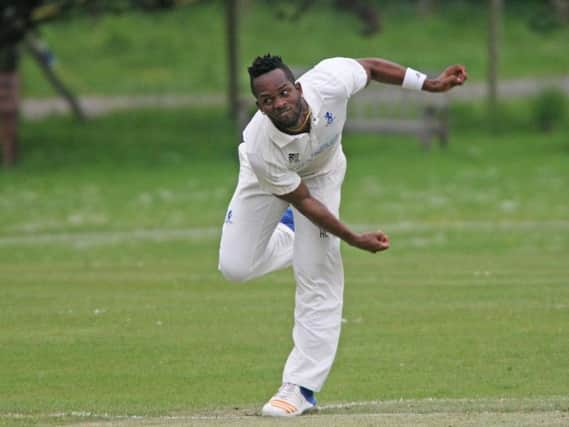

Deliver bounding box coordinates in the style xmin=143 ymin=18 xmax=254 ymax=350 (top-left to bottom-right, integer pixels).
xmin=272 ymin=98 xmax=304 ymax=130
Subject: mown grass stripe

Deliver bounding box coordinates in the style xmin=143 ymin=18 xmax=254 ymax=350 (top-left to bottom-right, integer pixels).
xmin=1 ymin=221 xmax=568 ymax=246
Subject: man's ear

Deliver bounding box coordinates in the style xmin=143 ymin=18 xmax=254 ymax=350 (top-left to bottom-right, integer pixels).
xmin=295 ymin=82 xmax=303 ymax=94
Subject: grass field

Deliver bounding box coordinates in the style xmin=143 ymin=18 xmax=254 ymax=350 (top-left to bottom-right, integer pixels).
xmin=1 ymin=105 xmax=568 ymax=426
xmin=20 ymin=1 xmax=569 ymax=97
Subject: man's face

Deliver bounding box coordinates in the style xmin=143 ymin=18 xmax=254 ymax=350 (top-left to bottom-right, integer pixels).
xmin=253 ymin=68 xmax=303 ymax=130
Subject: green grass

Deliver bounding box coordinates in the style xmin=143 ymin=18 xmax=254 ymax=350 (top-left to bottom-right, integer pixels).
xmin=20 ymin=1 xmax=569 ymax=97
xmin=1 ymin=107 xmax=568 ymax=426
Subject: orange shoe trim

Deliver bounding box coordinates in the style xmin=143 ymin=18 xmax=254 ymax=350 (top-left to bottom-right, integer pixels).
xmin=270 ymin=399 xmax=298 ymax=414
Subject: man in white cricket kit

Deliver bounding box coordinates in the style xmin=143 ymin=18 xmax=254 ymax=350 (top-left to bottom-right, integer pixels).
xmin=218 ymin=54 xmax=467 ymax=416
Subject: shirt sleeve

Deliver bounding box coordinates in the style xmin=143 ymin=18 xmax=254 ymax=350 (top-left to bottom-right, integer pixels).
xmin=311 ymin=57 xmax=368 ymax=98
xmin=247 ymin=151 xmax=301 ymax=196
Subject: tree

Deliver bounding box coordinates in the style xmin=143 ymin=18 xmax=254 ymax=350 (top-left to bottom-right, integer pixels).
xmin=267 ymin=0 xmax=381 ymax=36
xmin=0 ymin=0 xmax=209 ymax=167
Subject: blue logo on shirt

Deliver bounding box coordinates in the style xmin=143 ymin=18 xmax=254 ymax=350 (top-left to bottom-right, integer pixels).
xmin=324 ymin=111 xmax=335 ymax=126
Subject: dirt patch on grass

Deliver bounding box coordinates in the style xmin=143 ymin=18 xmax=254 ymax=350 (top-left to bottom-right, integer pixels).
xmin=68 ymin=412 xmax=569 ymax=427
xmin=16 ymin=397 xmax=569 ymax=427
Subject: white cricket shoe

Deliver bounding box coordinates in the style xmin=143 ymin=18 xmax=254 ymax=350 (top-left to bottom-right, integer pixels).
xmin=261 ymin=383 xmax=316 ymax=417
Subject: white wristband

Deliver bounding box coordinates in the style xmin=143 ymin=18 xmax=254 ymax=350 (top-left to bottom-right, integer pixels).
xmin=402 ymin=67 xmax=427 ymax=91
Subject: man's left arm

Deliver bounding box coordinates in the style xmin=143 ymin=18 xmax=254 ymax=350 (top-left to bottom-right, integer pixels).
xmin=357 ymin=58 xmax=467 ymax=93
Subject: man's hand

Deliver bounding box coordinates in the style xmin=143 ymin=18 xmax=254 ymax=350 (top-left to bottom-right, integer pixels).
xmin=348 ymin=230 xmax=390 ymax=253
xmin=424 ymin=64 xmax=468 ymax=93
xmin=278 ymin=181 xmax=391 ymax=255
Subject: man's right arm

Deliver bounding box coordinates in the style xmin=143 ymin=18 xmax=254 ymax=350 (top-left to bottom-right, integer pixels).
xmin=277 ymin=181 xmax=390 ymax=253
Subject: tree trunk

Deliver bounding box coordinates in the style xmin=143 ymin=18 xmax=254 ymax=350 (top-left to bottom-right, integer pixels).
xmin=488 ymin=0 xmax=502 ymax=124
xmin=226 ymin=0 xmax=239 ymax=121
xmin=417 ymin=0 xmax=438 ymax=16
xmin=0 ymin=45 xmax=20 ymax=167
xmin=24 ymin=35 xmax=86 ymax=121
xmin=550 ymin=0 xmax=569 ymax=24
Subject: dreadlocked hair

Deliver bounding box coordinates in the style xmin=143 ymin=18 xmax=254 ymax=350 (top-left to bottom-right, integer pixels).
xmin=248 ymin=54 xmax=296 ymax=95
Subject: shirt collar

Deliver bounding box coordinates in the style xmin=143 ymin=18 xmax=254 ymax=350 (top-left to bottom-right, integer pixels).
xmin=267 ymin=85 xmax=323 ymax=148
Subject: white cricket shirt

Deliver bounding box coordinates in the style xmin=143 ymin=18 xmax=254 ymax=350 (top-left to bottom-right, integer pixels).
xmin=242 ymin=57 xmax=368 ymax=196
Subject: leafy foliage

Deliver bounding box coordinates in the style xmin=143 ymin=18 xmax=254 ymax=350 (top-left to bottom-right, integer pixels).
xmin=532 ymin=89 xmax=568 ymax=132
xmin=0 ymin=0 xmax=192 ymax=47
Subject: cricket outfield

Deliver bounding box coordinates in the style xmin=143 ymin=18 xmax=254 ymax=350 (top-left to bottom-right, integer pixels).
xmin=1 ymin=109 xmax=568 ymax=426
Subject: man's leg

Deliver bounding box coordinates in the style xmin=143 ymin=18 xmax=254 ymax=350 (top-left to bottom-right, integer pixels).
xmin=261 ymin=158 xmax=346 ymax=417
xmin=218 ymin=152 xmax=293 ymax=283
xmin=282 ymin=159 xmax=347 ymax=393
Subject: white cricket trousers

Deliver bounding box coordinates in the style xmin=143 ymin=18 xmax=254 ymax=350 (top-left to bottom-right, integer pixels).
xmin=218 ymin=143 xmax=346 ymax=392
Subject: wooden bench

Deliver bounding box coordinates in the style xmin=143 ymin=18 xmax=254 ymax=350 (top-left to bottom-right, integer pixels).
xmin=345 ymin=85 xmax=449 ymax=148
